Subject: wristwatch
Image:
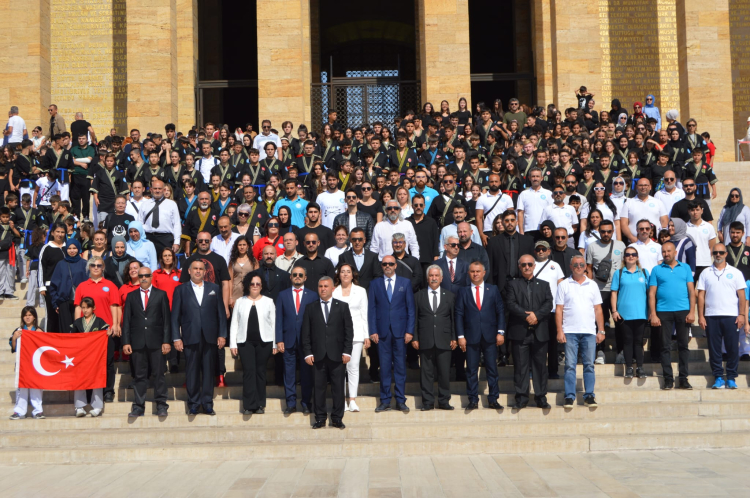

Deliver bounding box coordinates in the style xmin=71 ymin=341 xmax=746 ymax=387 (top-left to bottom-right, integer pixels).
xmin=598 ymin=330 xmax=605 ymax=334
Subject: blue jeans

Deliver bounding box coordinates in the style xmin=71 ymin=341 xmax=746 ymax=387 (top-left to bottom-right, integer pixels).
xmin=564 ymin=333 xmax=596 ymax=399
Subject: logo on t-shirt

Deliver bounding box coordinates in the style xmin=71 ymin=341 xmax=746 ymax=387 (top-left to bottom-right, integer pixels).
xmin=638 ymin=277 xmax=645 ymax=283
xmin=650 ymin=247 xmax=657 ymax=253
xmin=540 ymin=195 xmax=547 ymax=200
xmin=614 ymin=249 xmax=621 ymax=256
xmin=102 ymin=286 xmax=110 ymax=292
xmin=295 ymin=203 xmax=302 ymax=209
xmin=727 ymin=273 xmax=734 ymax=280
xmin=702 ymin=228 xmax=708 ymax=235
xmin=648 ymin=203 xmax=655 ymax=208
xmin=565 ymin=212 xmax=571 ymax=218
xmin=172 ymin=275 xmax=179 ymax=281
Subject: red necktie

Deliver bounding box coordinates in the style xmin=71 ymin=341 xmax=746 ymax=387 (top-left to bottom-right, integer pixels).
xmin=294 ymin=288 xmax=302 ymax=314
xmin=141 ymin=288 xmax=149 ymax=309
xmin=449 ymin=260 xmax=455 ymax=282
xmin=475 ymin=286 xmax=481 ymax=311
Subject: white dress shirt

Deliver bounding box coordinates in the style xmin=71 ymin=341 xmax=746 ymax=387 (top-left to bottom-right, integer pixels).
xmin=125 ymin=197 xmax=147 ymax=219
xmin=140 ymin=285 xmax=152 ymax=308
xmin=370 ymin=219 xmax=420 ymax=260
xmin=190 ymin=280 xmax=204 ymax=305
xmin=139 ymin=197 xmax=182 ymax=246
xmin=654 ymin=187 xmax=685 ymax=215
xmin=428 ymin=286 xmax=441 ymax=310
xmin=210 ymin=232 xmax=240 ymax=265
xmin=196 ymin=155 xmax=218 ymax=184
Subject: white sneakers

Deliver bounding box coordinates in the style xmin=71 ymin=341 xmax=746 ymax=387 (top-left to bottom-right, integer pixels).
xmin=595 ymin=351 xmax=605 ymax=365
xmin=90 ymin=409 xmax=102 ymax=417
xmin=348 ymin=400 xmax=360 ymax=412
xmin=75 ymin=408 xmax=86 ymax=418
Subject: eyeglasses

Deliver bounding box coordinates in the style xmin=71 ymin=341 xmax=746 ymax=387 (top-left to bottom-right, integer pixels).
xmin=345 ymin=196 xmax=358 ymax=201
xmin=139 ymin=274 xmax=152 ymax=279
xmin=262 ymin=126 xmax=271 ymax=130
xmin=637 ymin=227 xmax=651 ymax=231
xmin=392 ymin=240 xmax=405 ymax=245
xmin=553 ymin=191 xmax=565 ymax=195
xmin=687 ymin=124 xmax=696 ymax=127
xmin=664 ymin=178 xmax=675 ymax=182
xmin=291 ymin=273 xmax=305 ymax=277
xmin=593 ymin=187 xmax=605 ymax=192
xmin=238 ymin=212 xmax=249 ymax=217
xmin=361 ymin=186 xmax=372 ymax=191
xmin=600 ymin=229 xmax=613 ymax=234
xmin=554 ymin=236 xmax=567 ymax=240
xmin=304 ymin=240 xmax=318 ymax=245
xmin=381 ymin=262 xmax=396 ymax=267
xmin=267 ymin=222 xmax=279 ymax=227
xmin=571 ymin=263 xmax=586 ymax=269
xmin=350 ymin=237 xmax=364 ymax=242
xmin=683 ymin=183 xmax=695 ymax=188
xmin=712 ymin=251 xmax=727 ymax=255
xmin=197 ymin=239 xmax=210 ymax=243
xmin=90 ymin=264 xmax=103 ymax=268
xmin=386 ymin=206 xmax=400 ymax=211
xmin=446 ymin=243 xmax=458 ymax=248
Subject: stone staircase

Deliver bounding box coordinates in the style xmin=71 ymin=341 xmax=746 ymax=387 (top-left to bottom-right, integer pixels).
xmin=2 ymin=287 xmax=750 ymax=464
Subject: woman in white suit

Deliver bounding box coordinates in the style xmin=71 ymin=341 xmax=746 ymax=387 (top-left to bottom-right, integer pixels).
xmin=333 ymin=263 xmax=370 ymax=412
xmin=230 ymin=273 xmax=277 ymax=415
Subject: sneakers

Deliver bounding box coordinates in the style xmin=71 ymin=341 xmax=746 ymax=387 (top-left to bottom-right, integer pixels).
xmin=595 ymin=351 xmax=605 ymax=365
xmin=625 ymin=367 xmax=634 ymax=379
xmin=90 ymin=409 xmax=102 ymax=417
xmin=636 ymin=367 xmax=646 ymax=378
xmin=583 ymin=395 xmax=598 ymax=407
xmin=712 ymin=377 xmax=726 ymax=389
xmin=662 ymin=378 xmax=674 ymax=390
xmin=9 ymin=413 xmax=23 ymax=420
xmin=563 ymin=398 xmax=575 ymax=409
xmin=4 ymin=294 xmax=18 ymax=300
xmin=615 ymin=352 xmax=625 ymax=364
xmin=75 ymin=408 xmax=86 ymax=417
xmin=348 ymin=400 xmax=360 ymax=412
xmin=677 ymin=379 xmax=693 ymax=390
xmin=32 ymin=412 xmax=45 ymax=419
xmin=727 ymin=379 xmax=738 ymax=389
xmin=20 ymin=278 xmax=28 ymax=284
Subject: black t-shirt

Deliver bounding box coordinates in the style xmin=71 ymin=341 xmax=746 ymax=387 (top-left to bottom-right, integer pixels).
xmin=357 ymin=200 xmax=382 ymax=221
xmin=26 ymin=244 xmax=41 ymax=271
xmin=103 ymin=213 xmax=135 ymax=245
xmin=70 ymin=120 xmax=91 ymax=142
xmin=179 ymin=251 xmax=230 ymax=284
xmin=0 ymin=178 xmax=10 ymax=207
xmin=454 ymin=111 xmax=471 ymax=126
xmin=669 ymin=198 xmax=713 ymax=223
xmin=293 ymin=224 xmax=336 ymax=254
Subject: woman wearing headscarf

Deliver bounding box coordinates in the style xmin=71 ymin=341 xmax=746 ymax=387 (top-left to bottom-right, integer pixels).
xmin=642 ymin=94 xmax=661 ymax=130
xmin=48 ymin=239 xmax=89 ymax=333
xmin=718 ymin=188 xmax=750 ymax=244
xmin=104 ymin=236 xmax=138 ymax=288
xmin=609 ymin=99 xmax=627 ymax=123
xmin=276 ymin=205 xmax=294 ymax=235
xmin=125 ymin=220 xmax=158 ymax=271
xmin=669 ymin=218 xmax=697 ymax=274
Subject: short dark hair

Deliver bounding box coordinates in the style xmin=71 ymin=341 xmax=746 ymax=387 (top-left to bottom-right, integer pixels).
xmin=730 ymin=221 xmax=745 ymax=232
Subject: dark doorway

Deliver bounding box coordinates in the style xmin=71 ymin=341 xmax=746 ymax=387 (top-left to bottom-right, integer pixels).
xmin=197 ymin=0 xmax=258 ymax=130
xmin=468 ymin=0 xmax=534 ymax=110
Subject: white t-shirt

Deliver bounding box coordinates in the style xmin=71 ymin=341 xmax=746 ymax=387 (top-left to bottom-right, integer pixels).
xmin=628 ymin=239 xmax=663 ymax=272
xmin=556 ymin=275 xmax=603 ymax=334
xmin=696 ymin=264 xmax=747 ymax=316
xmin=580 ymin=201 xmax=617 ymax=241
xmin=35 ymin=177 xmax=59 ymax=206
xmin=540 ymin=203 xmax=578 ymax=235
xmin=654 ymin=188 xmax=685 ymax=215
xmin=475 ymin=192 xmax=513 ymax=232
xmin=253 ymin=133 xmax=282 ymax=152
xmin=687 ymin=220 xmax=716 ymax=267
xmin=7 ymin=115 xmax=25 ymax=142
xmin=316 ymin=190 xmax=346 ymax=229
xmin=517 ymin=187 xmax=553 ymax=233
xmin=534 ymin=259 xmax=565 ymax=311
xmin=619 ymin=195 xmax=667 ymax=236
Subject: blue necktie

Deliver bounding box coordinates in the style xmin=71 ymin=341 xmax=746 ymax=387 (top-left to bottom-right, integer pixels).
xmin=386 ymin=278 xmax=393 ymax=302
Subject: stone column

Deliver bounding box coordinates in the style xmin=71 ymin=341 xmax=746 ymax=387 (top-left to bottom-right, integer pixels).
xmin=177 ymin=0 xmax=198 ymax=132
xmin=417 ymin=0 xmax=472 ymax=110
xmin=532 ymin=0 xmax=555 ymax=106
xmin=256 ymin=0 xmax=312 ymax=128
xmin=126 ymin=0 xmax=178 ymax=134
xmin=726 ymin=0 xmax=750 ymax=159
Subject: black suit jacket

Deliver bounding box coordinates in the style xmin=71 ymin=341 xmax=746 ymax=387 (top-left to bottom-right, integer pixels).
xmin=487 ymin=232 xmax=535 ymax=292
xmin=301 ymin=298 xmax=354 ymax=362
xmin=122 ymin=287 xmax=171 ymax=349
xmin=338 ymin=249 xmax=382 ymax=291
xmin=504 ymin=277 xmax=553 ymax=342
xmin=254 ymin=265 xmax=291 ymax=300
xmin=413 ymin=287 xmax=456 ymax=350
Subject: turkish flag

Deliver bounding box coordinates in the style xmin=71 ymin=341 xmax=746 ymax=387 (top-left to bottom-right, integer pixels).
xmin=17 ymin=331 xmax=108 ymax=390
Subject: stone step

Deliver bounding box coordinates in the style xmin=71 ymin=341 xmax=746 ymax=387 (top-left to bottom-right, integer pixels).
xmin=5 ymin=399 xmax=750 ymax=425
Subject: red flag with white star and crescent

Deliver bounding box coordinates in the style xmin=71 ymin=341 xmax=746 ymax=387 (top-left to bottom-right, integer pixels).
xmin=17 ymin=330 xmax=108 ymax=390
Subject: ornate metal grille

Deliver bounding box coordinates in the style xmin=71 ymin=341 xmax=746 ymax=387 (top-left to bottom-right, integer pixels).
xmin=311 ymin=77 xmax=421 ymax=131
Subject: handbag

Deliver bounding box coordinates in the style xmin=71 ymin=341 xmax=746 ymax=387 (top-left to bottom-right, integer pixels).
xmin=594 ymin=241 xmax=614 ymax=283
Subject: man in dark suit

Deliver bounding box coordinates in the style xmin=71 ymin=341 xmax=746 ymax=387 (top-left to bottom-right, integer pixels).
xmin=455 ymin=261 xmax=506 ymax=410
xmin=275 ymin=265 xmax=318 ymax=415
xmin=338 ymin=227 xmax=382 ymax=290
xmin=368 ymin=255 xmax=416 ymax=413
xmin=172 ymin=260 xmax=228 ymax=415
xmin=301 ymin=276 xmax=354 ymax=429
xmin=413 ymin=265 xmax=456 ymax=411
xmin=487 ymin=209 xmax=535 ymax=293
xmin=435 ymin=235 xmax=470 ymax=381
xmin=122 ymin=266 xmax=172 ymax=418
xmin=505 ymin=255 xmax=553 ymax=409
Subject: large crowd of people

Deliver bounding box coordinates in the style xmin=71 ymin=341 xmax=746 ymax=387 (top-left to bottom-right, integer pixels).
xmin=5 ymin=90 xmax=749 ymax=429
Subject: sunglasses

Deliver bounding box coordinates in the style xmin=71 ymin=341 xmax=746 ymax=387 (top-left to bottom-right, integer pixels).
xmin=731 ymin=194 xmax=740 ymax=199
xmin=600 ymin=230 xmax=613 ymax=234
xmin=386 ymin=206 xmax=400 ymax=211
xmin=613 ymin=181 xmax=625 ymax=186
xmin=443 ymin=180 xmax=454 ymax=184
xmin=238 ymin=212 xmax=249 ymax=217
xmin=535 ymin=247 xmax=548 ymax=252
xmin=262 ymin=126 xmax=271 ymax=129
xmin=712 ymin=251 xmax=727 ymax=255
xmin=350 ymin=237 xmax=364 ymax=242
xmin=446 ymin=243 xmax=458 ymax=248
xmin=664 ymin=178 xmax=675 ymax=182
xmin=197 ymin=239 xmax=210 ymax=243
xmin=304 ymin=241 xmax=318 ymax=245
xmin=361 ymin=187 xmax=372 ymax=191
xmin=250 ymin=282 xmax=262 ymax=287
xmin=571 ymin=263 xmax=586 ymax=269
xmin=291 ymin=273 xmax=305 ymax=277
xmin=683 ymin=184 xmax=695 ymax=188
xmin=139 ymin=274 xmax=152 ymax=279
xmin=554 ymin=236 xmax=567 ymax=240
xmin=90 ymin=264 xmax=103 ymax=268
xmin=593 ymin=187 xmax=605 ymax=192
xmin=519 ymin=262 xmax=534 ymax=268
xmin=553 ymin=191 xmax=565 ymax=195
xmin=267 ymin=223 xmax=279 ymax=227
xmin=345 ymin=196 xmax=357 ymax=200
xmin=381 ymin=262 xmax=396 ymax=267
xmin=624 ymin=253 xmax=638 ymax=258
xmin=565 ymin=181 xmax=576 ymax=185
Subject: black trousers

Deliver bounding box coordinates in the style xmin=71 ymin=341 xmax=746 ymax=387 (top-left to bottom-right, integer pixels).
xmin=512 ymin=333 xmax=548 ymax=405
xmin=105 ymin=335 xmax=116 ymax=396
xmin=57 ymin=300 xmax=75 ymax=334
xmin=598 ymin=290 xmax=612 ymax=353
xmin=131 ymin=347 xmax=168 ymax=413
xmin=452 ymin=347 xmax=466 ymax=380
xmin=148 ymin=232 xmax=174 ymax=259
xmin=547 ymin=312 xmax=559 ymax=375
xmin=418 ymin=347 xmax=452 ymax=407
xmin=70 ymin=174 xmax=91 ymax=218
xmin=184 ymin=334 xmax=218 ymax=412
xmin=657 ymin=310 xmax=690 ymax=381
xmin=313 ymin=356 xmax=345 ymax=423
xmin=44 ymin=293 xmax=59 ymax=332
xmin=621 ymin=319 xmax=646 ymax=367
xmin=237 ymin=339 xmax=272 ymax=411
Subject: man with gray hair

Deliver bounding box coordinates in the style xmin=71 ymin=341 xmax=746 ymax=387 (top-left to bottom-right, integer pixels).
xmin=413 ymin=264 xmax=456 ymax=410
xmin=392 ymin=232 xmax=422 ymax=294
xmin=370 ymin=199 xmax=420 ymax=259
xmin=4 ymin=106 xmax=26 ymax=150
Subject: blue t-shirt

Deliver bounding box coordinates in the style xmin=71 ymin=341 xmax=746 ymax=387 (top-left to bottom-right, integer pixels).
xmin=273 ymin=197 xmax=309 ymax=228
xmin=648 ymin=261 xmax=694 ymax=312
xmin=611 ymin=267 xmax=650 ymax=321
xmin=409 ymin=186 xmax=439 ymax=211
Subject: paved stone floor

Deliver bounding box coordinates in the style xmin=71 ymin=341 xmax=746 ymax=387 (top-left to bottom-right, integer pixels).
xmin=1 ymin=449 xmax=749 ymax=497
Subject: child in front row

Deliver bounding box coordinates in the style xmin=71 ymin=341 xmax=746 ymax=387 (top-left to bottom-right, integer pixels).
xmin=9 ymin=307 xmax=44 ymax=420
xmin=70 ymin=297 xmax=110 ymax=417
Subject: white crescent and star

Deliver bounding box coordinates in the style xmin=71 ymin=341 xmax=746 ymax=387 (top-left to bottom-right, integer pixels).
xmin=31 ymin=347 xmax=74 ymax=376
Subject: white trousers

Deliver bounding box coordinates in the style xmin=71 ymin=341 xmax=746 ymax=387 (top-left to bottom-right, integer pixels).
xmin=74 ymin=388 xmax=103 ymax=410
xmin=0 ymin=259 xmax=15 ymax=295
xmin=346 ymin=341 xmax=365 ymax=398
xmin=25 ymin=269 xmax=40 ymax=307
xmin=14 ymin=388 xmax=43 ymax=416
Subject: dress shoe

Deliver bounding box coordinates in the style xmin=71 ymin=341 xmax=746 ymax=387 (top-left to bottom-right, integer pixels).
xmin=677 ymin=379 xmax=693 ymax=390
xmin=662 ymin=378 xmax=675 ymax=390
xmin=497 ymin=355 xmax=508 ymax=367
xmin=283 ymin=405 xmax=297 ymax=415
xmin=301 ymin=405 xmax=311 ymax=415
xmin=465 ymin=402 xmax=478 ymax=410
xmin=537 ymin=400 xmax=551 ymax=409
xmin=374 ymin=403 xmax=391 ymax=413
xmin=188 ymin=408 xmax=200 ymax=415
xmin=128 ymin=411 xmax=143 ymax=418
xmin=369 ymin=372 xmax=380 ymax=383
xmin=331 ymin=420 xmax=346 ymax=429
xmin=156 ymin=408 xmax=168 ymax=417
xmin=420 ymin=405 xmax=434 ymax=411
xmin=216 ymin=375 xmax=226 ymax=388
xmin=103 ymin=392 xmax=114 ymax=403
xmin=487 ymin=401 xmax=504 ymax=410
xmin=243 ymin=409 xmax=253 ymax=415
xmin=437 ymin=404 xmax=454 ymax=411
xmin=312 ymin=420 xmax=326 ymax=429
xmin=395 ymin=402 xmax=410 ymax=413
xmin=513 ymin=402 xmax=527 ymax=410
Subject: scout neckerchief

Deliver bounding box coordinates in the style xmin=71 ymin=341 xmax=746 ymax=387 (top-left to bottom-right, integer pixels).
xmin=397 ymin=148 xmax=408 ymax=171
xmin=248 ymin=164 xmax=263 ymax=185
xmin=197 ymin=208 xmax=211 ymax=232
xmin=170 ymin=163 xmax=182 ymax=184
xmin=339 ymin=172 xmax=350 ymax=191
xmin=104 ymin=166 xmax=120 ymax=195
xmin=300 ymin=155 xmax=314 ymax=174
xmin=264 ymin=158 xmax=278 ymax=173
xmin=282 ymin=148 xmax=292 ymax=163
xmin=82 ymin=315 xmax=97 ymax=333
xmin=322 ymin=140 xmax=334 ymax=161
xmin=728 ymin=243 xmax=747 ymax=268
xmin=218 ymin=162 xmax=231 ymax=182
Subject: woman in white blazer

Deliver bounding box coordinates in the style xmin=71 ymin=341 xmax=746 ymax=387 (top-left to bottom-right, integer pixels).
xmin=230 ymin=273 xmax=277 ymax=415
xmin=333 ymin=263 xmax=370 ymax=412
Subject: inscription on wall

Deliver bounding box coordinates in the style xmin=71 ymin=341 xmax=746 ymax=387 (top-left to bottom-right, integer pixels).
xmin=598 ymin=0 xmax=678 ymax=117
xmin=730 ymin=0 xmax=750 ymax=140
xmin=50 ymin=0 xmax=127 ymax=135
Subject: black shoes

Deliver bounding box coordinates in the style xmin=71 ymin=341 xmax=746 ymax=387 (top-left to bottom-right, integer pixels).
xmin=312 ymin=420 xmax=326 ymax=429
xmin=420 ymin=405 xmax=434 ymax=411
xmin=301 ymin=405 xmax=311 ymax=415
xmin=331 ymin=420 xmax=346 ymax=429
xmin=563 ymin=398 xmax=575 ymax=409
xmin=487 ymin=401 xmax=504 ymax=410
xmin=537 ymin=401 xmax=551 ymax=409
xmin=128 ymin=411 xmax=142 ymax=418
xmin=465 ymin=402 xmax=479 ymax=410
xmin=407 ymin=359 xmax=420 ymax=370
xmin=169 ymin=365 xmax=179 ymax=374
xmin=375 ymin=403 xmax=391 ymax=413
xmin=497 ymin=355 xmax=508 ymax=367
xmin=103 ymin=392 xmax=114 ymax=403
xmin=583 ymin=395 xmax=598 ymax=407
xmin=243 ymin=409 xmax=253 ymax=415
xmin=254 ymin=407 xmax=265 ymax=414
xmin=204 ymin=408 xmax=216 ymax=416
xmin=437 ymin=404 xmax=454 ymax=411
xmin=677 ymin=379 xmax=693 ymax=390
xmin=636 ymin=367 xmax=646 ymax=378
xmin=625 ymin=367 xmax=634 ymax=379
xmin=513 ymin=402 xmax=527 ymax=410
xmin=283 ymin=406 xmax=297 ymax=415
xmin=662 ymin=379 xmax=674 ymax=390
xmin=395 ymin=402 xmax=410 ymax=413
xmin=156 ymin=408 xmax=168 ymax=417
xmin=188 ymin=408 xmax=200 ymax=415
